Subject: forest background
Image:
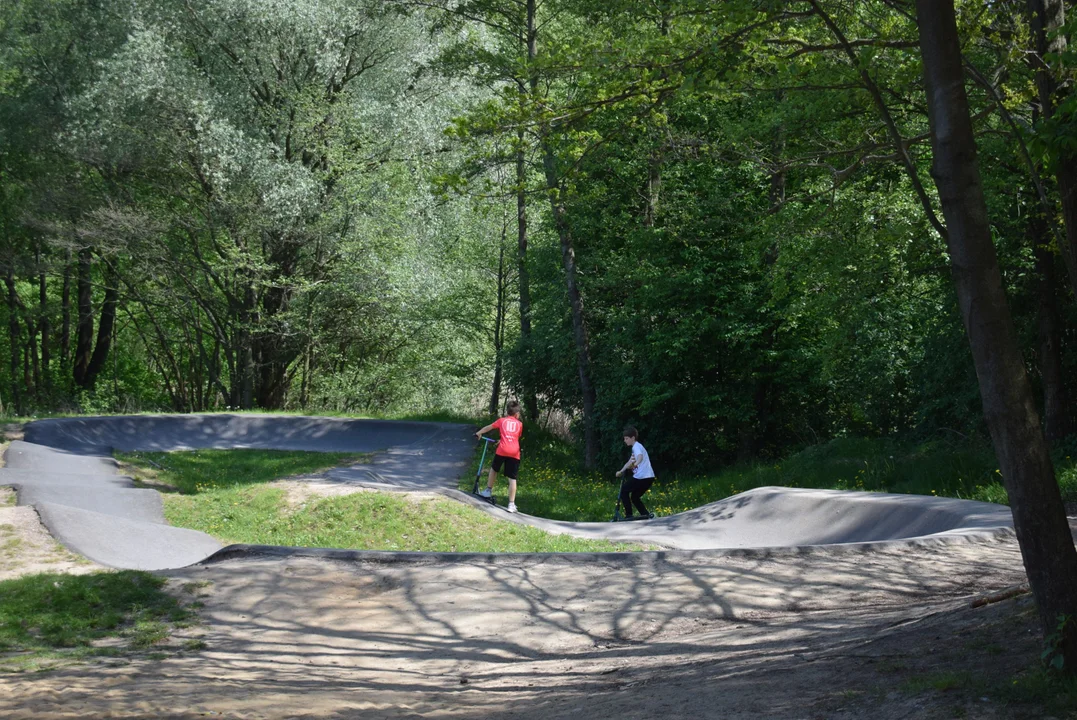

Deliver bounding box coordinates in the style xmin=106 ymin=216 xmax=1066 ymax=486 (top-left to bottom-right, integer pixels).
xmin=3 ymin=0 xmax=1077 ymax=476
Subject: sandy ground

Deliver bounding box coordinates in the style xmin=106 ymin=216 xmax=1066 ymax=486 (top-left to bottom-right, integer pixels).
xmin=0 ymin=487 xmax=103 ymax=580
xmin=1 ymin=533 xmax=1060 ymax=719
xmin=1 ymin=427 xmax=1072 ymax=719
xmin=0 ymin=436 xmax=105 ymax=580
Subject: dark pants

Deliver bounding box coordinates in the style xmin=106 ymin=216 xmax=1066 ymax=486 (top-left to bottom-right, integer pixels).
xmin=620 ymin=476 xmax=653 ymax=517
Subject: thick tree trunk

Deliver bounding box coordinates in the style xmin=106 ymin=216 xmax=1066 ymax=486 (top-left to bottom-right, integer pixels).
xmin=73 ymin=247 xmax=94 ymax=387
xmin=1028 ymin=0 xmax=1077 ymax=301
xmin=541 ymin=142 xmax=598 ymax=468
xmin=918 ymin=0 xmax=1077 ymax=671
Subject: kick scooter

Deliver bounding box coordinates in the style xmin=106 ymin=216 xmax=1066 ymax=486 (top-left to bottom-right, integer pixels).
xmin=472 ymin=436 xmax=498 ymax=505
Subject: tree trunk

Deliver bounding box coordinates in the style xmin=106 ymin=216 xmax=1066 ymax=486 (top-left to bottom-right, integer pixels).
xmin=73 ymin=247 xmax=94 ymax=387
xmin=541 ymin=142 xmax=598 ymax=468
xmin=1032 ymin=225 xmax=1071 ymax=441
xmin=917 ymin=0 xmax=1077 ymax=671
xmin=61 ymin=250 xmax=71 ymax=372
xmin=4 ymin=269 xmax=23 ymax=415
xmin=25 ymin=313 xmax=38 ymax=393
xmin=517 ymin=0 xmax=540 ymax=424
xmin=644 ymin=152 xmax=662 ymax=228
xmin=240 ymin=282 xmax=255 ymax=410
xmin=39 ymin=264 xmax=50 ymax=391
xmin=739 ymin=129 xmax=786 ymax=462
xmin=516 ymin=134 xmax=538 ymax=423
xmin=489 ymin=235 xmax=506 ymax=415
xmin=300 ymin=341 xmax=311 ymax=410
xmin=82 ymin=260 xmax=118 ymax=389
xmin=1028 ymin=0 xmax=1077 ymax=301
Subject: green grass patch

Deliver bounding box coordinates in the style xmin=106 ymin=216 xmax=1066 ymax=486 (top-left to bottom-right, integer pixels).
xmin=899 ymin=665 xmax=1077 ymax=716
xmin=463 ymin=428 xmax=1077 ymax=522
xmin=164 ymin=485 xmax=638 ymax=552
xmin=901 ymin=670 xmax=975 ymax=694
xmin=996 ymin=668 xmax=1077 ymax=715
xmin=0 ymin=571 xmax=195 ymax=672
xmin=118 ymin=449 xmax=640 ymax=552
xmin=116 ymin=449 xmax=364 ymax=494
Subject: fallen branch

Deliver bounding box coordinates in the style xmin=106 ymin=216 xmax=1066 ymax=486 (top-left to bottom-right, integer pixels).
xmin=970 ymin=584 xmax=1030 ymax=609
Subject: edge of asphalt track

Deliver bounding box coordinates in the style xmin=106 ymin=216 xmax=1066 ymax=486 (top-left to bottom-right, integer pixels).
xmin=1 ymin=414 xmax=1021 ymax=571
xmin=199 ymin=523 xmax=1019 ymax=569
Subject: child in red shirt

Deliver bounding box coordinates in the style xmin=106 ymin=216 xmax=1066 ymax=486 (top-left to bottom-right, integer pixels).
xmin=475 ymin=400 xmax=524 ymax=513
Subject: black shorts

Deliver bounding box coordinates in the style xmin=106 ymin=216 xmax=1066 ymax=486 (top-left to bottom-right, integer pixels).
xmin=492 ymin=454 xmax=520 ymax=479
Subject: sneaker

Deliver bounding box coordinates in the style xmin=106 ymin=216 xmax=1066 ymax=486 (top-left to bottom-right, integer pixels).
xmin=479 ymin=488 xmax=492 ymax=498
xmin=507 ymin=502 xmax=518 ymax=513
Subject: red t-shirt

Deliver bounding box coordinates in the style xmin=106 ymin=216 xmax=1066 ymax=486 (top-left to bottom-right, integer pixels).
xmin=492 ymin=415 xmax=523 ymax=459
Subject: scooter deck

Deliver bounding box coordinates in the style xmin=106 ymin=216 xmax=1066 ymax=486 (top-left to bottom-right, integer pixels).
xmin=472 ymin=492 xmax=504 ymax=509
xmin=612 ymin=512 xmax=656 ymax=522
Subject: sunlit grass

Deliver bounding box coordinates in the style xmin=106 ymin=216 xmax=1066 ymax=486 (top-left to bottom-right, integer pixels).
xmin=163 ymin=486 xmax=639 ymax=552
xmin=119 ymin=450 xmax=641 ymax=553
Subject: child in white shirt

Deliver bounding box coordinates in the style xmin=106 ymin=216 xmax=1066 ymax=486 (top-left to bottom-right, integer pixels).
xmin=616 ymin=426 xmax=655 ymax=519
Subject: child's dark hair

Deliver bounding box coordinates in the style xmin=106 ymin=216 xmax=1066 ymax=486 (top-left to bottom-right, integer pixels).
xmin=623 ymin=426 xmax=638 ymax=439
xmin=506 ymin=400 xmax=522 ymax=416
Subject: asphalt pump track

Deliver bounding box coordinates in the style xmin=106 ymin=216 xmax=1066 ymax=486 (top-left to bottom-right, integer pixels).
xmin=1 ymin=414 xmax=1015 ymax=570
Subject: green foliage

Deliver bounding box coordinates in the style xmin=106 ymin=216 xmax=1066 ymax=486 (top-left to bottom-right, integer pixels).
xmin=0 ymin=571 xmax=194 ymax=672
xmin=1 ymin=0 xmax=499 ymax=417
xmin=1042 ymin=614 xmax=1075 ymax=673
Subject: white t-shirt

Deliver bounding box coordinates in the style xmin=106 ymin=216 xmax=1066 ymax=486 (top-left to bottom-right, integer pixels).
xmin=631 ymin=442 xmax=655 ymax=479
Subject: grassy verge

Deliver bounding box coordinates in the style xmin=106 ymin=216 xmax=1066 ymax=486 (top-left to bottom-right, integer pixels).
xmin=119 ymin=449 xmax=641 ymax=553
xmin=462 ymin=429 xmax=1077 ymax=522
xmin=0 ymin=571 xmax=196 ymax=672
